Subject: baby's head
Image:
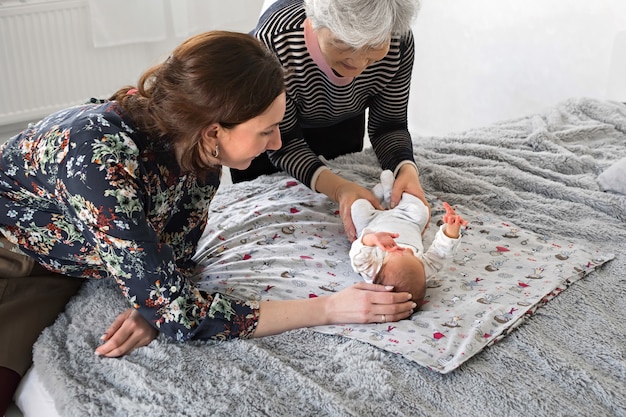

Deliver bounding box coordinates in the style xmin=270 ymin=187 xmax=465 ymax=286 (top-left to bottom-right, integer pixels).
xmin=374 ymin=251 xmax=426 ymax=308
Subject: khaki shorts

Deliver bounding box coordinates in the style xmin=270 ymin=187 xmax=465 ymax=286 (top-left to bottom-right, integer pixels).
xmin=0 ymin=237 xmax=84 ymax=376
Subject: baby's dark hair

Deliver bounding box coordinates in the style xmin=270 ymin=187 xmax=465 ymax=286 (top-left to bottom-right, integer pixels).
xmin=375 ymin=255 xmax=426 ymax=308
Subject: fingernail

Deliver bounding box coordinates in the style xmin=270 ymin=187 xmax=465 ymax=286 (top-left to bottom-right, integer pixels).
xmin=100 ymin=334 xmax=106 ymax=340
xmin=411 ymin=302 xmax=417 ymax=309
xmin=385 ymin=285 xmax=394 ymax=290
xmin=407 ymin=293 xmax=412 ymax=300
xmin=94 ymin=351 xmax=101 ymax=356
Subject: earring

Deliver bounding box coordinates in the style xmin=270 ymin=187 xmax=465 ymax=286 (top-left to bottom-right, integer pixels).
xmin=212 ymin=144 xmax=219 ymax=158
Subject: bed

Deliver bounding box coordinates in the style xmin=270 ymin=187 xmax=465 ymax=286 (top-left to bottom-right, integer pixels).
xmin=14 ymin=97 xmax=626 ymax=417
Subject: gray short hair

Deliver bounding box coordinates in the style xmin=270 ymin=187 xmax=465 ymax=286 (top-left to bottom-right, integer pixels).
xmin=304 ymin=0 xmax=420 ymax=48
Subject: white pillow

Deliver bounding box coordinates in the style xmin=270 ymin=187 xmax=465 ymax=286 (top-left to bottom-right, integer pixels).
xmin=598 ymin=157 xmax=626 ymax=195
xmin=14 ymin=367 xmax=59 ymax=417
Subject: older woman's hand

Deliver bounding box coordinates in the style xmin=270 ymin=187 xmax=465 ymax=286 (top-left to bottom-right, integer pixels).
xmin=315 ymin=169 xmax=383 ymax=242
xmin=334 ymin=181 xmax=382 ymax=241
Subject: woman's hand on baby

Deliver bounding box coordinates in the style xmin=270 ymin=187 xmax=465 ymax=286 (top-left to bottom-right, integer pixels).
xmin=442 ymin=202 xmax=468 ymax=238
xmin=328 ymin=283 xmax=416 ymax=324
xmin=95 ymin=308 xmax=158 ymax=357
xmin=335 ymin=181 xmax=383 ymax=242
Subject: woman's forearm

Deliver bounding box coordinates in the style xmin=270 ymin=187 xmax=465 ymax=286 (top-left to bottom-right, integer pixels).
xmin=314 ymin=169 xmax=352 ymax=202
xmin=252 ymin=297 xmax=330 ymax=337
xmin=250 ymin=283 xmax=417 ymax=338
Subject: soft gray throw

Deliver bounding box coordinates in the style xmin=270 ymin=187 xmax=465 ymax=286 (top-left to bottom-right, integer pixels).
xmin=33 ymin=97 xmax=626 ymax=417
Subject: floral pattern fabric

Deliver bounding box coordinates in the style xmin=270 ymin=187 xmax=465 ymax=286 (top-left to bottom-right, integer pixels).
xmin=0 ymin=102 xmax=259 ymax=341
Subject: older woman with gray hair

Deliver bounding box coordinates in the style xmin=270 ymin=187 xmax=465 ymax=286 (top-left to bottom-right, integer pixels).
xmin=231 ymin=0 xmax=427 ymax=242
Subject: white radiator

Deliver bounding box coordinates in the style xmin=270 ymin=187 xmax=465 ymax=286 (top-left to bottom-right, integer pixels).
xmin=0 ymin=0 xmax=152 ymax=127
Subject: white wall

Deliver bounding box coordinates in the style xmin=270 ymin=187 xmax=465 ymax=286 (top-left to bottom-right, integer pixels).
xmin=0 ymin=0 xmax=266 ymax=135
xmin=409 ymin=0 xmax=626 ymax=135
xmin=127 ymin=0 xmax=266 ymax=62
xmin=3 ymin=0 xmax=625 ymax=140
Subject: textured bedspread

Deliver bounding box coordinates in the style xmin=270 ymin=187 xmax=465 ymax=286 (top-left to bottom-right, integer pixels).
xmin=32 ymin=97 xmax=626 ymax=417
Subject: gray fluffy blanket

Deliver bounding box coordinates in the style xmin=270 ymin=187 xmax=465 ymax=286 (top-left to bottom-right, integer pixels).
xmin=34 ymin=97 xmax=626 ymax=417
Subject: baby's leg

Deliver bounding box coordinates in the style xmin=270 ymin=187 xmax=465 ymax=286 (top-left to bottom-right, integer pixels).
xmin=372 ymin=170 xmax=395 ymax=208
xmin=351 ymin=199 xmax=378 ymax=235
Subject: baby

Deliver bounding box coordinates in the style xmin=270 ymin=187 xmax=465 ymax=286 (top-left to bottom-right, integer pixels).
xmin=349 ymin=170 xmax=467 ymax=308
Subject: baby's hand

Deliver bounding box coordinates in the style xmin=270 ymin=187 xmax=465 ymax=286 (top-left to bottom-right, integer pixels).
xmin=363 ymin=231 xmax=405 ymax=253
xmin=442 ymin=202 xmax=468 ymax=238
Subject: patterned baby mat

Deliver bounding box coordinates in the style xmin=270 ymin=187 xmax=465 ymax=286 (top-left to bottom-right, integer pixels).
xmin=194 ymin=176 xmax=614 ymax=373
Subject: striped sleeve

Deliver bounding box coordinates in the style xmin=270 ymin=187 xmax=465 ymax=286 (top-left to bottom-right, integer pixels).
xmin=367 ymin=31 xmax=416 ymax=172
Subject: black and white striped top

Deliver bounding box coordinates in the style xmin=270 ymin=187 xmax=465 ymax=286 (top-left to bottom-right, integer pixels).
xmin=254 ymin=0 xmax=416 ymax=189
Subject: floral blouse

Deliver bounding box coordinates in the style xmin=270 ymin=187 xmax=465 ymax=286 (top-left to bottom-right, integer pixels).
xmin=0 ymin=101 xmax=259 ymax=341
